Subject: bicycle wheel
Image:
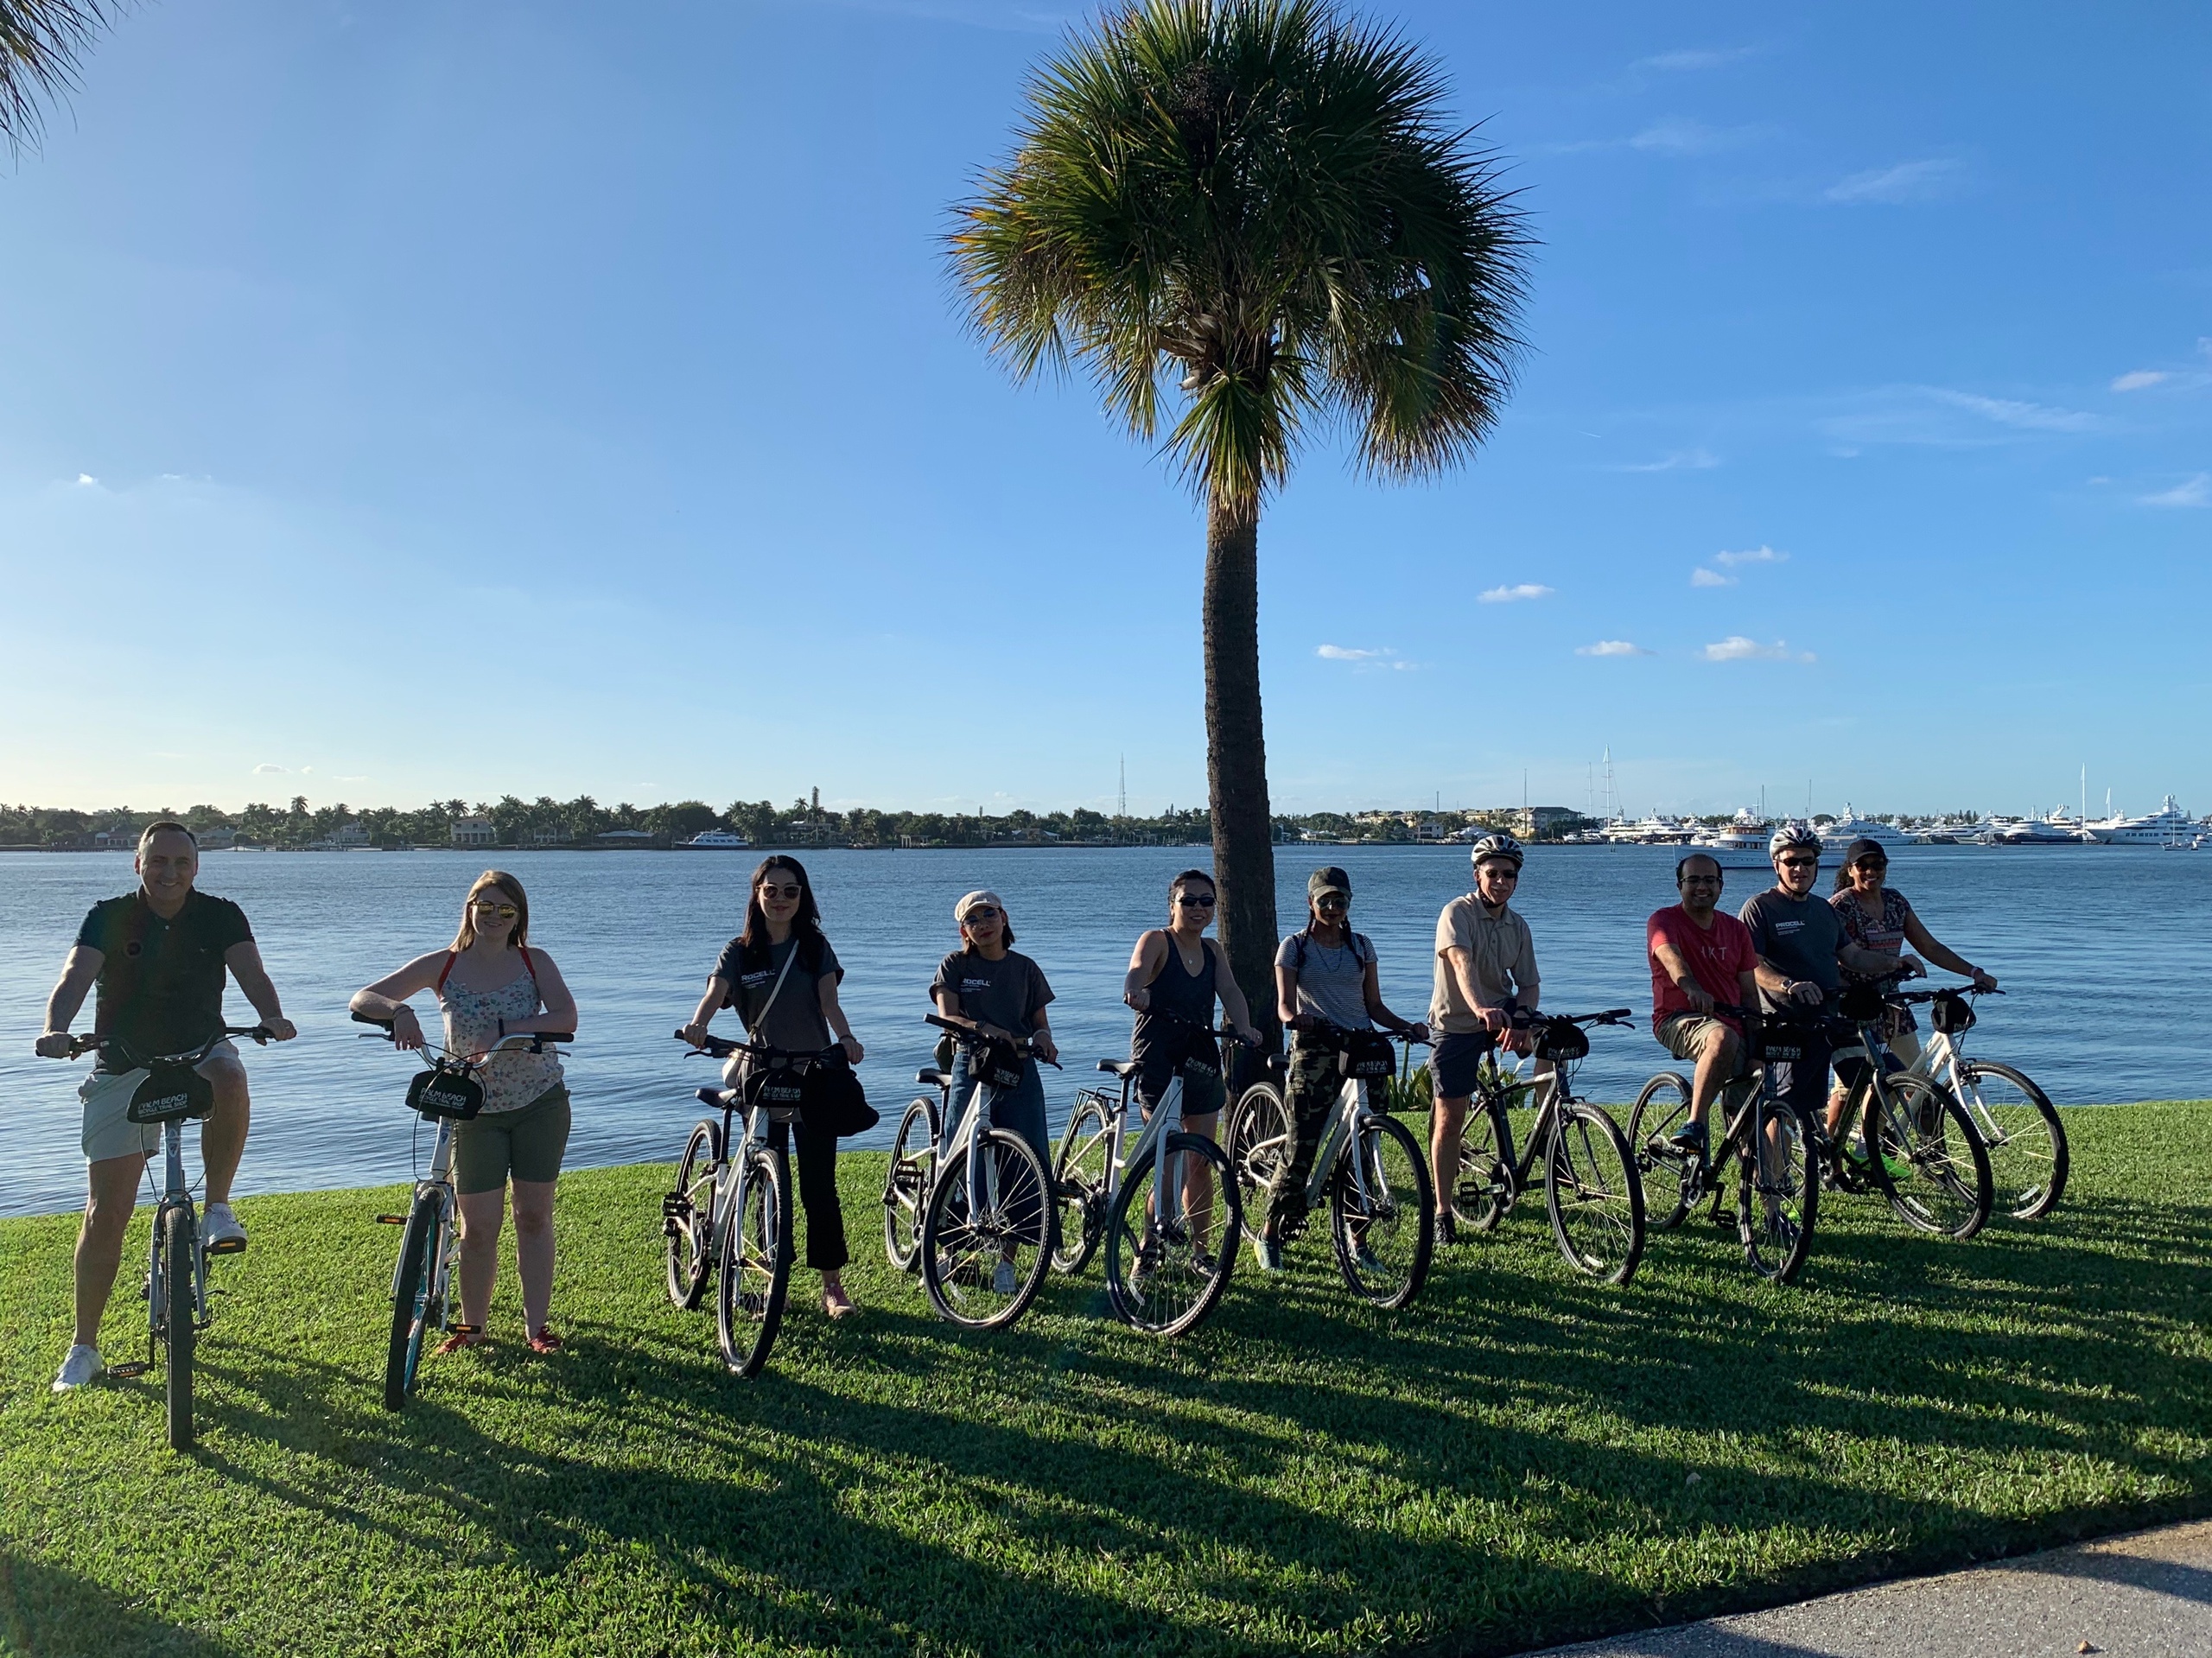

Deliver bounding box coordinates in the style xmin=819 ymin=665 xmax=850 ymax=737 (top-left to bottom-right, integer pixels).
xmin=162 ymin=1206 xmax=196 ymax=1451
xmin=715 ymin=1142 xmax=792 ymax=1377
xmin=881 ymin=1097 xmax=937 ymax=1273
xmin=1736 ymin=1094 xmax=1817 ymax=1284
xmin=1544 ymin=1103 xmax=1646 ymax=1285
xmin=1628 ymin=1072 xmax=1697 ymax=1231
xmin=385 ymin=1189 xmax=442 ymax=1410
xmin=1868 ymin=1076 xmax=1992 ymax=1240
xmin=1103 ymin=1133 xmax=1241 ymax=1337
xmin=1224 ymin=1082 xmax=1289 ymax=1243
xmin=1052 ymin=1090 xmax=1116 ymax=1275
xmin=664 ymin=1121 xmax=720 ymax=1310
xmin=918 ymin=1129 xmax=1052 ymax=1331
xmin=1954 ymin=1059 xmax=2068 ymax=1220
xmin=1453 ymin=1097 xmax=1515 ymax=1233
xmin=1330 ymin=1114 xmax=1434 ymax=1311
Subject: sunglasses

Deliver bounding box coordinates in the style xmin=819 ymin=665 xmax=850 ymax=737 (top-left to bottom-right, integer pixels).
xmin=1315 ymin=895 xmax=1349 ymax=910
xmin=470 ymin=900 xmax=519 ymax=919
xmin=1175 ymin=893 xmax=1216 ymax=908
xmin=1481 ymin=867 xmax=1520 ymax=880
xmin=758 ymin=883 xmax=803 ymax=900
xmin=963 ymin=906 xmax=1001 ymax=922
xmin=1853 ymin=859 xmax=1888 ymax=873
xmin=1778 ymin=855 xmax=1820 ymax=869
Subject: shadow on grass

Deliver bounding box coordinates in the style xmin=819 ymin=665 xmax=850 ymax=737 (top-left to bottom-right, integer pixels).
xmin=0 ymin=1548 xmax=243 ymax=1658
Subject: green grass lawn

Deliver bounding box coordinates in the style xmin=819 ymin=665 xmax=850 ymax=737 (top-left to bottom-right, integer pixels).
xmin=3 ymin=1104 xmax=2209 ymax=1658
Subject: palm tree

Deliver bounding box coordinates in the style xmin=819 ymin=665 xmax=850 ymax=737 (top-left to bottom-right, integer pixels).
xmin=1 ymin=1 xmax=129 ymax=158
xmin=950 ymin=0 xmax=1531 ymax=1029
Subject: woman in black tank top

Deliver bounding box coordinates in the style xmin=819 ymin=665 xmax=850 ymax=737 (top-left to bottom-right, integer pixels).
xmin=1122 ymin=869 xmax=1262 ymax=1128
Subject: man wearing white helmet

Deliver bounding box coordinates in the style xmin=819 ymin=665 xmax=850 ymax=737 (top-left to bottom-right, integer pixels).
xmin=1428 ymin=834 xmax=1540 ymax=1240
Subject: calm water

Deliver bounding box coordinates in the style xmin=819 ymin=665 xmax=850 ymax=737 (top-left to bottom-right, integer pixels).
xmin=3 ymin=844 xmax=2207 ymax=1215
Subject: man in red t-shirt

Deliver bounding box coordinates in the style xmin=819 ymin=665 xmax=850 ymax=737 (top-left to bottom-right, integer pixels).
xmin=1646 ymin=853 xmax=1760 ymax=1152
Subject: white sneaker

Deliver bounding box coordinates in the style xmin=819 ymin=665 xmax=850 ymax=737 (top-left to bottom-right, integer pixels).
xmin=202 ymin=1202 xmax=247 ymax=1252
xmin=52 ymin=1344 xmax=103 ymax=1393
xmin=992 ymin=1261 xmax=1020 ymax=1295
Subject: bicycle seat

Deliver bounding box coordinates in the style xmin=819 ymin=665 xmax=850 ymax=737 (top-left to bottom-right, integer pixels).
xmin=696 ymin=1087 xmax=741 ymax=1109
xmin=915 ymin=1068 xmax=953 ymax=1090
xmin=1096 ymin=1058 xmax=1141 ymax=1079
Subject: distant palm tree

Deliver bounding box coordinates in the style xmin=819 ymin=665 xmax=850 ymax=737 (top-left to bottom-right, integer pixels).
xmin=1 ymin=0 xmax=128 ymax=157
xmin=950 ymin=0 xmax=1531 ymax=1029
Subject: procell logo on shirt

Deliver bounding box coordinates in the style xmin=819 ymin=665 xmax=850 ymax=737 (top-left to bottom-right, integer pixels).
xmin=960 ymin=977 xmax=993 ymax=995
xmin=1772 ymin=920 xmax=1804 ymax=937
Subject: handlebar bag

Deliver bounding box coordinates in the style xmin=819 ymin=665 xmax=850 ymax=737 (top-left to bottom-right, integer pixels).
xmin=128 ymin=1062 xmax=216 ymax=1125
xmin=801 ymin=1051 xmax=880 ymax=1138
xmin=1534 ymin=1019 xmax=1590 ymax=1063
xmin=1337 ymin=1031 xmax=1396 ymax=1080
xmin=741 ymin=1058 xmax=808 ymax=1112
xmin=406 ymin=1068 xmax=486 ymax=1121
xmin=977 ymin=1037 xmax=1027 ymax=1092
xmin=1931 ymin=991 xmax=1977 ymax=1035
xmin=1838 ymin=983 xmax=1889 ymax=1024
xmin=1171 ymin=1027 xmax=1223 ymax=1083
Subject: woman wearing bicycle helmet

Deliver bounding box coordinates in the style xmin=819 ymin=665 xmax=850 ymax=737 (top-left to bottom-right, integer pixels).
xmin=352 ymin=870 xmax=579 ymax=1355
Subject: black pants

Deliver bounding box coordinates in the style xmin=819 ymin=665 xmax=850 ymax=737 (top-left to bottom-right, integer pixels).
xmin=771 ymin=1116 xmax=849 ymax=1272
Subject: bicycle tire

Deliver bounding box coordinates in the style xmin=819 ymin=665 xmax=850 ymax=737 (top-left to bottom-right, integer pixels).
xmin=1051 ymin=1090 xmax=1115 ymax=1275
xmin=1103 ymin=1133 xmax=1241 ymax=1337
xmin=665 ymin=1121 xmax=721 ymax=1310
xmin=1955 ymin=1059 xmax=2069 ymax=1220
xmin=162 ymin=1206 xmax=196 ymax=1451
xmin=1330 ymin=1113 xmax=1434 ymax=1311
xmin=384 ymin=1189 xmax=440 ymax=1410
xmin=881 ymin=1097 xmax=938 ymax=1274
xmin=1867 ymin=1076 xmax=1992 ymax=1240
xmin=1224 ymin=1082 xmax=1289 ymax=1244
xmin=1628 ymin=1072 xmax=1697 ymax=1232
xmin=1736 ymin=1094 xmax=1817 ymax=1284
xmin=1544 ymin=1103 xmax=1646 ymax=1285
xmin=918 ymin=1128 xmax=1052 ymax=1331
xmin=715 ymin=1141 xmax=791 ymax=1377
xmin=1453 ymin=1096 xmax=1515 ymax=1234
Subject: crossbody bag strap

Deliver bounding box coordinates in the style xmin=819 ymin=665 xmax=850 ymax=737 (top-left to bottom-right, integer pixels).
xmin=743 ymin=943 xmax=804 ymax=1045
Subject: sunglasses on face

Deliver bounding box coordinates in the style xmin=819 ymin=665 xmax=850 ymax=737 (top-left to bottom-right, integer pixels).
xmin=963 ymin=907 xmax=1001 ymax=923
xmin=1853 ymin=860 xmax=1888 ymax=873
xmin=1779 ymin=855 xmax=1819 ymax=870
xmin=1482 ymin=867 xmax=1520 ymax=881
xmin=1315 ymin=895 xmax=1349 ymax=911
xmin=759 ymin=884 xmax=803 ymax=900
xmin=470 ymin=900 xmax=519 ymax=919
xmin=1175 ymin=893 xmax=1216 ymax=908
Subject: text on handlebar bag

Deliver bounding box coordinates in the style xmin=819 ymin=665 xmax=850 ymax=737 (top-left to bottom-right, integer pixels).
xmin=406 ymin=1069 xmax=486 ymax=1121
xmin=127 ymin=1063 xmax=216 ymax=1125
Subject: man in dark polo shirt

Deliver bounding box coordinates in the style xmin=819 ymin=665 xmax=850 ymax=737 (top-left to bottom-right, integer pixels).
xmin=35 ymin=822 xmax=296 ymax=1393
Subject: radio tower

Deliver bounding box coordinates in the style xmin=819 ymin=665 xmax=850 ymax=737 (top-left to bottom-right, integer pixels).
xmin=1118 ymin=755 xmax=1128 ymax=818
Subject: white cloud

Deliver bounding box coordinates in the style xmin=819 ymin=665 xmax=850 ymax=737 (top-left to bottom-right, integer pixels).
xmin=2112 ymin=370 xmax=2171 ymax=392
xmin=1702 ymin=636 xmax=1815 ymax=663
xmin=1713 ymin=544 xmax=1787 ymax=568
xmin=252 ymin=763 xmax=287 ymax=774
xmin=1929 ymin=388 xmax=2096 ymax=432
xmin=1824 ymin=158 xmax=1964 ymax=204
xmin=74 ymin=473 xmax=98 ymax=486
xmin=1690 ymin=568 xmax=1736 ymax=588
xmin=2140 ymin=473 xmax=2210 ymax=508
xmin=1576 ymin=640 xmax=1653 ymax=657
xmin=1317 ymin=645 xmax=1382 ymax=661
xmin=1478 ymin=583 xmax=1554 ymax=605
xmin=1618 ymin=448 xmax=1719 ymax=473
xmin=1638 ymin=46 xmax=1758 ymax=72
xmin=1630 ymin=118 xmax=1751 ymax=156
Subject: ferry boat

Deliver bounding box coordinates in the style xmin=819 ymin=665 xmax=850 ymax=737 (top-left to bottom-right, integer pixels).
xmin=676 ymin=829 xmax=752 ymax=851
xmin=2087 ymin=795 xmax=2197 ymax=847
xmin=1817 ymin=807 xmax=1910 ymax=851
xmin=1693 ymin=808 xmax=1770 ymax=852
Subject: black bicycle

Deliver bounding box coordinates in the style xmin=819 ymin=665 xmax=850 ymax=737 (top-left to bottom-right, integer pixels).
xmin=355 ymin=1013 xmax=571 ymax=1408
xmin=1446 ymin=1010 xmax=1648 ymax=1286
xmin=1630 ymin=1007 xmax=1821 ymax=1284
xmin=53 ymin=1026 xmax=273 ymax=1450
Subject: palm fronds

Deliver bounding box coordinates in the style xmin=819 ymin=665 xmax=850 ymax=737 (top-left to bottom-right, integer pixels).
xmin=1 ymin=0 xmax=128 ymax=159
xmin=950 ymin=0 xmax=1534 ymax=502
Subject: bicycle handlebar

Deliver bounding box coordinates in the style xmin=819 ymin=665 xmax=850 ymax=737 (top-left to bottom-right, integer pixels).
xmin=673 ymin=1028 xmax=840 ymax=1064
xmin=1139 ymin=1007 xmax=1260 ymax=1046
xmin=924 ymin=1013 xmax=1062 ymax=1068
xmin=59 ymin=1025 xmax=273 ymax=1066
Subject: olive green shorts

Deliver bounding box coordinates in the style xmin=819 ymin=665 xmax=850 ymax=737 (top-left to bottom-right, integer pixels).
xmin=453 ymin=1084 xmax=572 ymax=1195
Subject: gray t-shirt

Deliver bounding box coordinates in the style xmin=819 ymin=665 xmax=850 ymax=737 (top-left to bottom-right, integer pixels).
xmin=715 ymin=935 xmax=842 ymax=1052
xmin=932 ymin=948 xmax=1053 ymax=1038
xmin=1275 ymin=930 xmax=1373 ymax=1032
xmin=1738 ymin=889 xmax=1844 ymax=1009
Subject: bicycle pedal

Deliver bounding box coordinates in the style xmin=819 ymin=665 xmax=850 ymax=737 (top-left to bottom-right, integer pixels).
xmin=206 ymin=1237 xmax=246 ymax=1256
xmin=107 ymin=1361 xmax=150 ymax=1379
xmin=374 ymin=1213 xmax=408 ymax=1225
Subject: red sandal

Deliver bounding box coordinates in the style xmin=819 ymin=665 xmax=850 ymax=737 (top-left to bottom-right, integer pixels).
xmin=526 ymin=1325 xmax=564 ymax=1355
xmin=435 ymin=1324 xmax=485 ymax=1356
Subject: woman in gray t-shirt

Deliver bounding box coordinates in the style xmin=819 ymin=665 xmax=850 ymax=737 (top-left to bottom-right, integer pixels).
xmin=680 ymin=856 xmax=866 ymax=1319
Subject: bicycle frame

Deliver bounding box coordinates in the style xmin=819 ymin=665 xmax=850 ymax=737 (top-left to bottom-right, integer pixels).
xmin=142 ymin=1116 xmax=210 ymax=1367
xmin=1466 ymin=1049 xmax=1563 ymax=1192
xmin=937 ymin=1066 xmax=1025 ymax=1223
xmin=389 ymin=1115 xmax=461 ymax=1318
xmin=1300 ymin=1074 xmax=1389 ymax=1215
xmin=1085 ymin=1070 xmax=1205 ymax=1243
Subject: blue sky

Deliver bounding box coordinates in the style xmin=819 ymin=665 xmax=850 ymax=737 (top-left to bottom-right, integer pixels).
xmin=2 ymin=0 xmax=2207 ymax=821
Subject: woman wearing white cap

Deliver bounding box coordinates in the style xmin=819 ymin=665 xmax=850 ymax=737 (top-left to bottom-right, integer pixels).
xmin=931 ymin=892 xmax=1059 ymax=1229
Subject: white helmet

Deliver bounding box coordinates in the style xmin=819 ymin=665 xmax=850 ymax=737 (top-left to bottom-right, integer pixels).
xmin=1768 ymin=820 xmax=1822 ymax=858
xmin=1470 ymin=832 xmax=1524 ymax=869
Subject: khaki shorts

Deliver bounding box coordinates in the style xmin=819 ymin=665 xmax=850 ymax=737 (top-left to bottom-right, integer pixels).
xmin=1656 ymin=1013 xmax=1738 ymax=1065
xmin=80 ymin=1041 xmax=240 ymax=1165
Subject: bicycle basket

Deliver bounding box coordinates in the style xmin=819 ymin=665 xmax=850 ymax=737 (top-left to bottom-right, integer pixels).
xmin=1337 ymin=1031 xmax=1396 ymax=1080
xmin=1838 ymin=983 xmax=1888 ymax=1023
xmin=1931 ymin=991 xmax=1977 ymax=1035
xmin=127 ymin=1063 xmax=215 ymax=1124
xmin=405 ymin=1068 xmax=486 ymax=1121
xmin=1534 ymin=1018 xmax=1590 ymax=1063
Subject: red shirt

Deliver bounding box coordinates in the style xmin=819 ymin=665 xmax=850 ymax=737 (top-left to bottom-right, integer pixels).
xmin=1647 ymin=905 xmax=1758 ymax=1032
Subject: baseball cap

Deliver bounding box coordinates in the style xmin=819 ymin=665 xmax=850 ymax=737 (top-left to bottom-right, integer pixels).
xmin=954 ymin=889 xmax=1005 ymax=922
xmin=1307 ymin=867 xmax=1351 ymax=899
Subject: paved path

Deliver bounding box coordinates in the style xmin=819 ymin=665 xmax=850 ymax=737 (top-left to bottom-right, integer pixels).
xmin=1517 ymin=1520 xmax=2212 ymax=1658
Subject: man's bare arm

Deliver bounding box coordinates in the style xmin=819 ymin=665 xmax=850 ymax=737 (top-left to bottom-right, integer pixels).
xmin=42 ymin=945 xmax=103 ymax=1035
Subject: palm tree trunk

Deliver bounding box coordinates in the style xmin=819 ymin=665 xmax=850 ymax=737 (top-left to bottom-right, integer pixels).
xmin=1203 ymin=486 xmax=1281 ymax=1057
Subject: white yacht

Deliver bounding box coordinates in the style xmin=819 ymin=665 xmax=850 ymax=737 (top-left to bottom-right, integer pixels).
xmin=1989 ymin=805 xmax=2095 ymax=846
xmin=2088 ymin=796 xmax=2197 ymax=847
xmin=1694 ymin=808 xmax=1770 ymax=852
xmin=676 ymin=829 xmax=752 ymax=851
xmin=1817 ymin=807 xmax=1910 ymax=851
